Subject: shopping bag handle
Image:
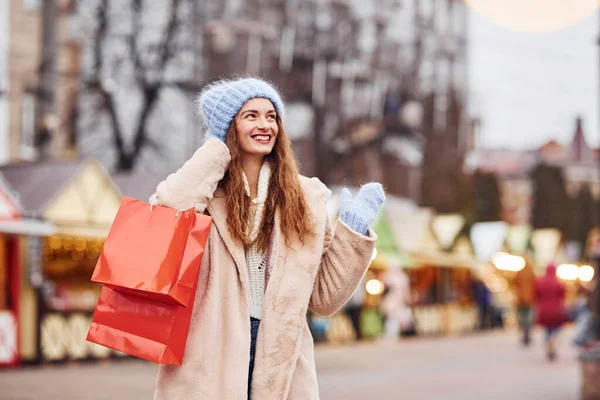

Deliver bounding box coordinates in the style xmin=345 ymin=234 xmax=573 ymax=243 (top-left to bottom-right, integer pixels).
xmin=150 ymin=194 xmax=158 ymax=210
xmin=149 ymin=194 xmax=191 ymax=216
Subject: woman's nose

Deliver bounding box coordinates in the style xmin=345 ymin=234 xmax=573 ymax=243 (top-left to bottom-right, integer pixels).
xmin=256 ymin=117 xmax=269 ymax=130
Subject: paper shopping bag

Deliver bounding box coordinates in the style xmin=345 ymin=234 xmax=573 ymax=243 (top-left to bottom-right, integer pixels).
xmin=86 ymin=213 xmax=210 ymax=364
xmin=91 ymin=196 xmax=211 ymax=306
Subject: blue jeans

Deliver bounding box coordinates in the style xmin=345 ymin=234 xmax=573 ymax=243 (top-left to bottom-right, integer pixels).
xmin=248 ymin=317 xmax=261 ymax=399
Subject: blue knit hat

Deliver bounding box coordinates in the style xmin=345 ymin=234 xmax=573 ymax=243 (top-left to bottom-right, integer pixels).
xmin=197 ymin=77 xmax=285 ymax=140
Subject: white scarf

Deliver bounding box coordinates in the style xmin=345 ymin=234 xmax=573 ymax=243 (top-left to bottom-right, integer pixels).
xmin=242 ymin=162 xmax=271 ymax=243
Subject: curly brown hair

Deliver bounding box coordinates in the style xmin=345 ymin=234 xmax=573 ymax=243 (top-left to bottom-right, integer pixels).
xmin=218 ymin=117 xmax=313 ymax=251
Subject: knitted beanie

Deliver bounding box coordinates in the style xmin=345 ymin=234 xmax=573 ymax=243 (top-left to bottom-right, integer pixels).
xmin=197 ymin=77 xmax=286 ymax=141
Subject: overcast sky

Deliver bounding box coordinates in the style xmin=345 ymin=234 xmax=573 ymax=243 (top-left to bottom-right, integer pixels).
xmin=468 ymin=9 xmax=599 ymax=150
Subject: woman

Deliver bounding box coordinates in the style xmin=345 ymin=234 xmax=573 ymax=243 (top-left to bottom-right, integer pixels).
xmin=514 ymin=256 xmax=536 ymax=346
xmin=535 ymin=263 xmax=567 ymax=361
xmin=152 ymin=77 xmax=385 ymax=399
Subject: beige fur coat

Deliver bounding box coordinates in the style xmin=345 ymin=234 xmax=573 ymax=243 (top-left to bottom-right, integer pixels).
xmin=152 ymin=138 xmax=376 ymax=399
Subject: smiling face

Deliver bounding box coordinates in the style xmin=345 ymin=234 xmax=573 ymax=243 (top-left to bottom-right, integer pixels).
xmin=234 ymin=98 xmax=279 ymax=158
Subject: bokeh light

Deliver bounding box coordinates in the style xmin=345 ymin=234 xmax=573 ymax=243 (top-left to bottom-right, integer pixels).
xmin=557 ymin=264 xmax=580 ymax=280
xmin=578 ymin=265 xmax=595 ymax=282
xmin=365 ymin=279 xmax=384 ymax=295
xmin=491 ymin=252 xmax=526 ymax=272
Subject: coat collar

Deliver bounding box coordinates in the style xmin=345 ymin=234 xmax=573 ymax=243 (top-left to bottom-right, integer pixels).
xmin=206 ymin=187 xmax=247 ymax=281
xmin=207 ymin=187 xmax=288 ymax=306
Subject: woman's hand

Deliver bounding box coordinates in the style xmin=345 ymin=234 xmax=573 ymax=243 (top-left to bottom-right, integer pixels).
xmin=339 ymin=182 xmax=386 ymax=236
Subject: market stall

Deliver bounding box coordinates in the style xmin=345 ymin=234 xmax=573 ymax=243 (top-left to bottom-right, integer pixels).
xmin=408 ymin=239 xmax=480 ymax=336
xmin=0 ymin=159 xmax=124 ymax=364
xmin=391 ymin=213 xmax=481 ymax=336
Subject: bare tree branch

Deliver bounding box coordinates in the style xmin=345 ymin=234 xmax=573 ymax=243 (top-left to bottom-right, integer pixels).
xmin=92 ymin=82 xmax=126 ymax=157
xmin=86 ymin=0 xmax=126 ymax=162
xmin=91 ymin=0 xmax=108 ymax=80
xmin=165 ymin=80 xmax=203 ymax=92
xmin=122 ymin=0 xmax=183 ymax=169
xmin=130 ymin=0 xmax=146 ymax=87
xmin=156 ymin=0 xmax=182 ymax=76
xmin=130 ymin=86 xmax=160 ymax=163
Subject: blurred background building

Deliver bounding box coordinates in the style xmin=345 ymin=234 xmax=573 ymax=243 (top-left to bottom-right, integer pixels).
xmin=0 ymin=0 xmax=472 ymax=204
xmin=2 ymin=0 xmax=80 ymax=162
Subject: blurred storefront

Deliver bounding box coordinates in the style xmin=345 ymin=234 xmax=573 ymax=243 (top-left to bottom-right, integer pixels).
xmin=319 ymin=196 xmax=482 ymax=343
xmin=406 ymin=225 xmax=480 ymax=336
xmin=0 ymin=159 xmax=125 ymax=365
xmin=0 ymin=177 xmax=25 ymax=367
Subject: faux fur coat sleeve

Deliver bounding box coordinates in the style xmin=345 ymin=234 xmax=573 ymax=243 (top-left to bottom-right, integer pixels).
xmin=153 ymin=138 xmax=231 ymax=213
xmin=308 ymin=219 xmax=376 ymax=316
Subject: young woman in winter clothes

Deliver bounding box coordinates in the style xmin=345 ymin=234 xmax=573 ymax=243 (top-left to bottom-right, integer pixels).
xmin=152 ymin=77 xmax=385 ymax=400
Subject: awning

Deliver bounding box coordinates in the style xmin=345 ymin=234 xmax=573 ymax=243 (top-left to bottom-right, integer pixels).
xmin=53 ymin=225 xmax=110 ymax=239
xmin=409 ymin=251 xmax=480 ymax=269
xmin=0 ymin=220 xmax=110 ymax=238
xmin=371 ymin=252 xmax=412 ymax=270
xmin=0 ymin=219 xmax=56 ymax=236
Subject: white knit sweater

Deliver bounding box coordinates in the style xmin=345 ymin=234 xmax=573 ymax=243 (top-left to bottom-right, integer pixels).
xmin=243 ymin=163 xmax=270 ymax=319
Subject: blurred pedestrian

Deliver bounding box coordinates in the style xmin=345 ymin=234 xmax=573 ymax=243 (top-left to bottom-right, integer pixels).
xmin=572 ymin=282 xmax=591 ymax=321
xmin=472 ymin=277 xmax=492 ymax=330
xmin=381 ymin=267 xmax=413 ymax=340
xmin=514 ymin=256 xmax=536 ymax=346
xmin=343 ymin=276 xmax=366 ymax=341
xmin=573 ymin=281 xmax=596 ymax=348
xmin=151 ymin=77 xmax=386 ymax=399
xmin=535 ymin=263 xmax=568 ymax=361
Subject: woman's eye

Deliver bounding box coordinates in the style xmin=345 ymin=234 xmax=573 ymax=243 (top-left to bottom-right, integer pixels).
xmin=267 ymin=114 xmax=276 ymax=120
xmin=246 ymin=113 xmax=256 ymax=119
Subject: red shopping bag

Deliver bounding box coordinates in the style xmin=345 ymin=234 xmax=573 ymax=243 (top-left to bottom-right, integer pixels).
xmin=91 ymin=196 xmax=209 ymax=306
xmin=86 ymin=212 xmax=210 ymax=364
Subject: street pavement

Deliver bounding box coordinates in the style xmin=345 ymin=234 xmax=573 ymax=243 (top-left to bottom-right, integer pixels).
xmin=0 ymin=328 xmax=580 ymax=400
